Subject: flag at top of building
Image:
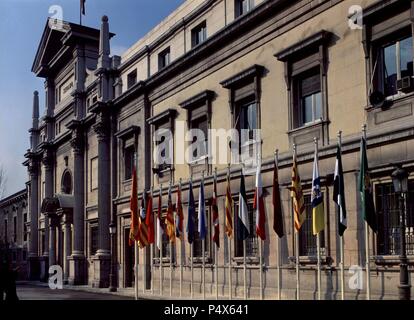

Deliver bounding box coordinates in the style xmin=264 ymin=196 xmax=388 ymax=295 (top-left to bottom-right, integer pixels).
xmin=80 ymin=0 xmax=86 ymax=15
xmin=166 ymin=185 xmax=176 ymax=243
xmin=145 ymin=191 xmax=154 ymax=244
xmin=254 ymin=159 xmax=266 ymax=240
xmin=212 ymin=172 xmax=220 ymax=247
xmin=358 ymin=135 xmax=377 ymax=232
xmin=175 ymin=182 xmax=184 ymax=239
xmin=291 ymin=148 xmax=305 ymax=231
xmin=198 ymin=178 xmax=207 ymax=240
xmin=187 ymin=180 xmax=196 ymax=244
xmin=237 ymin=169 xmax=249 ymax=240
xmin=225 ymin=170 xmax=234 ymax=238
xmin=129 ymin=167 xmax=139 ymax=246
xmin=311 ymin=141 xmax=324 ymax=235
xmin=156 ymin=186 xmax=164 ymax=250
xmin=333 ymin=143 xmax=347 ymax=236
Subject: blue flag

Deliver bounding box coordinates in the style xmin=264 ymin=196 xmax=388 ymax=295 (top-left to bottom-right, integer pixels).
xmin=198 ymin=179 xmax=207 ymax=240
xmin=187 ymin=181 xmax=196 ymax=244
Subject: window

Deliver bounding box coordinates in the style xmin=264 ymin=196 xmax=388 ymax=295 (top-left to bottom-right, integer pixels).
xmin=299 ymin=195 xmax=325 ymax=257
xmin=234 ymin=200 xmax=258 ymax=258
xmin=90 ymin=225 xmax=99 ymax=256
xmin=124 ymin=146 xmax=135 ymax=181
xmin=191 ymin=21 xmax=207 ymax=48
xmin=276 ymin=30 xmax=332 ymax=146
xmin=376 ymin=182 xmax=414 ymax=256
xmin=190 ymin=116 xmax=208 ymax=161
xmin=296 ymin=69 xmax=322 ymax=126
xmin=90 ymin=157 xmax=98 ymax=191
xmin=235 ymin=0 xmax=253 ymax=18
xmin=236 ymin=98 xmax=257 ymax=141
xmin=158 ymin=47 xmax=171 ymax=70
xmin=127 ymin=69 xmax=137 ymax=89
xmin=374 ymin=34 xmax=413 ymax=97
xmin=13 ymin=216 xmax=17 ymax=243
xmin=61 ymin=170 xmax=72 ymax=194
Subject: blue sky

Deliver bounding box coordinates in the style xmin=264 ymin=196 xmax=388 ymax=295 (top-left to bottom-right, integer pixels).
xmin=0 ymin=0 xmax=184 ymax=198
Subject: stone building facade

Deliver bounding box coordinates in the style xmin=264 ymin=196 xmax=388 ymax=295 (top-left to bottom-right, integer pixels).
xmin=24 ymin=0 xmax=414 ymax=299
xmin=0 ymin=189 xmax=28 ymax=280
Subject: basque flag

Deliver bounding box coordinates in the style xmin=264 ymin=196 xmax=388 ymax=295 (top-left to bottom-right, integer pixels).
xmin=198 ymin=179 xmax=207 ymax=240
xmin=254 ymin=161 xmax=266 ymax=240
xmin=237 ymin=170 xmax=249 ymax=241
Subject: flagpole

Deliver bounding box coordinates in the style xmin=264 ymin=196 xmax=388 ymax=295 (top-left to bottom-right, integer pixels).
xmin=179 ymin=178 xmax=183 ymax=298
xmin=258 ymin=154 xmax=263 ymax=300
xmin=159 ymin=184 xmax=163 ymax=297
xmin=275 ymin=150 xmax=281 ymax=300
xmin=190 ymin=176 xmax=194 ymax=299
xmin=242 ymin=165 xmax=247 ymax=301
xmin=202 ymin=171 xmax=206 ymax=300
xmin=151 ymin=187 xmax=154 ymax=296
xmin=135 ymin=242 xmax=139 ymax=300
xmin=214 ymin=167 xmax=219 ymax=300
xmin=362 ymin=124 xmax=371 ymax=300
xmin=338 ymin=131 xmax=345 ymax=301
xmin=227 ymin=164 xmax=233 ymax=301
xmin=293 ymin=143 xmax=300 ymax=300
xmin=169 ymin=180 xmax=173 ymax=297
xmin=314 ymin=137 xmax=322 ymax=301
xmin=142 ymin=192 xmax=146 ymax=295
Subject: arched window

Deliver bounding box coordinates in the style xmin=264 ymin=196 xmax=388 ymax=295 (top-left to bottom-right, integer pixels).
xmin=61 ymin=170 xmax=73 ymax=194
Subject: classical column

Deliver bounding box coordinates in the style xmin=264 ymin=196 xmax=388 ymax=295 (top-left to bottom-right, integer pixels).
xmin=63 ymin=215 xmax=72 ymax=285
xmin=68 ymin=121 xmax=86 ymax=285
xmin=48 ymin=216 xmax=57 ymax=267
xmin=27 ymin=160 xmax=40 ymax=280
xmin=92 ymin=112 xmax=111 ymax=288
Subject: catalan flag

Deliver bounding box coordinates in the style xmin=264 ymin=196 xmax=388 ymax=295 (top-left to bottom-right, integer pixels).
xmin=212 ymin=174 xmax=220 ymax=247
xmin=175 ymin=183 xmax=184 ymax=239
xmin=129 ymin=168 xmax=139 ymax=246
xmin=311 ymin=146 xmax=324 ymax=235
xmin=138 ymin=192 xmax=149 ymax=248
xmin=254 ymin=161 xmax=266 ymax=240
xmin=291 ymin=151 xmax=305 ymax=231
xmin=166 ymin=185 xmax=176 ymax=243
xmin=225 ymin=171 xmax=233 ymax=238
xmin=156 ymin=186 xmax=164 ymax=250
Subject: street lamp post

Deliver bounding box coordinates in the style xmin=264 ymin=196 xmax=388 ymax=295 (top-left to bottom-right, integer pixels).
xmin=109 ymin=222 xmax=117 ymax=292
xmin=391 ymin=165 xmax=411 ymax=300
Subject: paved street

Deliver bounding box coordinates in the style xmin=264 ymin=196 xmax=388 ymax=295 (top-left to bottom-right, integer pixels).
xmin=16 ymin=283 xmax=134 ymax=300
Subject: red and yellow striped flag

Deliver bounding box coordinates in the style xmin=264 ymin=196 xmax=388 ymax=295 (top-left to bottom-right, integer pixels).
xmin=137 ymin=193 xmax=149 ymax=248
xmin=291 ymin=152 xmax=305 ymax=231
xmin=165 ymin=185 xmax=176 ymax=243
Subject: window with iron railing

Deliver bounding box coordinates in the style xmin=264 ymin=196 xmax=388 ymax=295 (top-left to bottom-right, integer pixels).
xmin=376 ymin=181 xmax=414 ymax=256
xmin=299 ymin=195 xmax=325 ymax=257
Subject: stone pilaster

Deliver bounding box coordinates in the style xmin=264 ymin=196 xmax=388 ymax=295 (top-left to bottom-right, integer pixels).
xmin=67 ymin=120 xmax=87 ymax=285
xmin=27 ymin=159 xmax=40 ymax=280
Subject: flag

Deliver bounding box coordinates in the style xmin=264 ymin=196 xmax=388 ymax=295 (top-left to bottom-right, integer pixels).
xmin=145 ymin=191 xmax=154 ymax=244
xmin=187 ymin=181 xmax=196 ymax=244
xmin=237 ymin=170 xmax=249 ymax=241
xmin=358 ymin=137 xmax=377 ymax=232
xmin=175 ymin=184 xmax=184 ymax=239
xmin=80 ymin=0 xmax=86 ymax=15
xmin=273 ymin=158 xmax=284 ymax=238
xmin=166 ymin=185 xmax=176 ymax=243
xmin=291 ymin=152 xmax=305 ymax=231
xmin=138 ymin=192 xmax=149 ymax=248
xmin=311 ymin=147 xmax=324 ymax=235
xmin=156 ymin=187 xmax=164 ymax=250
xmin=254 ymin=161 xmax=266 ymax=240
xmin=198 ymin=179 xmax=207 ymax=240
xmin=129 ymin=168 xmax=139 ymax=246
xmin=334 ymin=145 xmax=347 ymax=236
xmin=225 ymin=173 xmax=233 ymax=238
xmin=212 ymin=175 xmax=220 ymax=247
